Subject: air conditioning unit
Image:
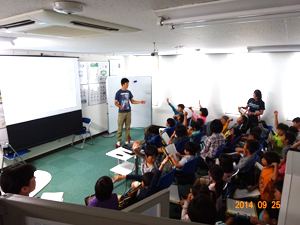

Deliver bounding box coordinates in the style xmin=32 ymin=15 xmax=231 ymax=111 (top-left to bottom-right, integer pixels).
xmin=0 ymin=9 xmax=140 ymax=38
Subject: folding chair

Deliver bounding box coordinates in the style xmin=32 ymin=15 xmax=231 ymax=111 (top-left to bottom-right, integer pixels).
xmin=193 ymin=131 xmax=205 ymax=145
xmin=71 ymin=117 xmax=93 ymax=149
xmin=230 ymin=136 xmax=241 ymax=152
xmin=176 ymin=137 xmax=190 ymax=154
xmin=158 ymin=167 xmax=177 ymax=190
xmin=1 ymin=143 xmax=30 ymax=172
xmin=176 ymin=155 xmax=200 ymax=185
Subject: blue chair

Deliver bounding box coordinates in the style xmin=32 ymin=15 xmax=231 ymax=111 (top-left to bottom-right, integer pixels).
xmin=214 ymin=143 xmax=227 ymax=159
xmin=158 ymin=167 xmax=177 ymax=190
xmin=176 ymin=137 xmax=190 ymax=154
xmin=238 ymin=154 xmax=259 ymax=187
xmin=260 ymin=125 xmax=273 ymax=142
xmin=193 ymin=131 xmax=205 ymax=145
xmin=186 ymin=117 xmax=192 ymax=127
xmin=152 ymin=134 xmax=162 ymax=148
xmin=202 ymin=124 xmax=207 ymax=133
xmin=165 ymin=126 xmax=175 ymax=137
xmin=182 ymin=155 xmax=200 ymax=176
xmin=71 ymin=117 xmax=93 ymax=149
xmin=230 ymin=136 xmax=241 ymax=152
xmin=176 ymin=156 xmax=200 ymax=185
xmin=255 ymin=144 xmax=264 ymax=156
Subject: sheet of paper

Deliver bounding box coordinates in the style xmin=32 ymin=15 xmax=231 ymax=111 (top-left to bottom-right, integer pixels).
xmin=166 ymin=144 xmax=179 ymax=161
xmin=234 ymin=188 xmax=260 ymax=199
xmin=168 ymin=185 xmax=180 ymax=204
xmin=41 ymin=192 xmax=64 ymax=202
xmin=160 ymin=131 xmax=170 ymax=145
xmin=227 ymin=198 xmax=257 ymax=218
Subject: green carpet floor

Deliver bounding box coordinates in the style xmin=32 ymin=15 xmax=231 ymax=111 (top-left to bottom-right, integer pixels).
xmin=29 ymin=128 xmax=145 ymax=205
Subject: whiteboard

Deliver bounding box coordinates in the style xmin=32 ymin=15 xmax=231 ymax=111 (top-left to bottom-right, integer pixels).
xmin=106 ymin=76 xmax=152 ymax=133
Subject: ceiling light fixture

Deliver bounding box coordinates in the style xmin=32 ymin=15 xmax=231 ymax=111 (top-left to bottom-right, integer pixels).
xmin=248 ymin=45 xmax=300 ymax=53
xmin=155 ymin=1 xmax=300 ymax=29
xmin=53 ymin=1 xmax=84 ymax=14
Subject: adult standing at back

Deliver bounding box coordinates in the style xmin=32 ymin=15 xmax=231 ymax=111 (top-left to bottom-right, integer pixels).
xmin=115 ymin=78 xmax=146 ymax=148
xmin=238 ymin=89 xmax=265 ymax=130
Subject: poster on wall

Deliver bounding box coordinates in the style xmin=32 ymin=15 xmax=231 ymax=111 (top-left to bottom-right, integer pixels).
xmin=98 ymin=62 xmax=109 ymax=83
xmin=0 ymin=90 xmax=9 ymax=144
xmin=80 ymin=85 xmax=89 ymax=107
xmin=88 ymin=62 xmax=100 ymax=84
xmin=78 ymin=62 xmax=88 ymax=85
xmin=109 ymin=60 xmax=121 ymax=76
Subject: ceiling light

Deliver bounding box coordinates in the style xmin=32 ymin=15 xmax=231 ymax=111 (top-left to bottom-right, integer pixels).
xmin=200 ymin=48 xmax=248 ymax=54
xmin=155 ymin=1 xmax=300 ymax=29
xmin=53 ymin=1 xmax=84 ymax=14
xmin=248 ymin=45 xmax=300 ymax=53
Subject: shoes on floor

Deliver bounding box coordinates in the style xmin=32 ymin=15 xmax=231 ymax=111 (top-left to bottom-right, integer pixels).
xmin=115 ymin=141 xmax=121 ymax=148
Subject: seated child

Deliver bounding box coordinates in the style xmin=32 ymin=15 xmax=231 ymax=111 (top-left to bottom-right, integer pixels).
xmin=252 ymin=202 xmax=280 ymax=225
xmin=234 ymin=139 xmax=260 ymax=172
xmin=292 ymin=117 xmax=300 ymax=142
xmin=199 ymin=119 xmax=225 ymax=168
xmin=220 ymin=115 xmax=233 ymax=134
xmin=159 ymin=118 xmax=175 ymax=135
xmin=233 ymin=132 xmax=260 ymax=154
xmin=181 ymin=184 xmax=216 ymax=222
xmin=132 ymin=142 xmax=158 ymax=174
xmin=166 ymin=97 xmax=184 ymax=122
xmin=141 ymin=125 xmax=160 ymax=148
xmin=249 ymin=180 xmax=283 ymax=225
xmin=228 ymin=115 xmax=248 ymax=133
xmin=189 ymin=100 xmax=208 ymax=124
xmin=88 ymin=176 xmax=118 ymax=210
xmin=114 ymin=156 xmax=169 ymax=208
xmin=247 ymin=152 xmax=280 ymax=201
xmin=224 ymin=127 xmax=242 ymax=153
xmin=278 ymin=148 xmax=294 ymax=181
xmin=193 ymin=165 xmax=224 ymax=212
xmin=168 ymin=124 xmax=188 ymax=145
xmin=270 ymin=111 xmax=289 ymax=154
xmin=280 ymin=132 xmax=296 ymax=158
xmin=188 ymin=194 xmax=226 ymax=225
xmin=169 ymin=141 xmax=198 ymax=169
xmin=288 ymin=126 xmax=298 ymax=137
xmin=187 ymin=119 xmax=202 ymax=142
xmin=219 ymin=153 xmax=234 ymax=180
xmin=0 ymin=163 xmax=36 ymax=196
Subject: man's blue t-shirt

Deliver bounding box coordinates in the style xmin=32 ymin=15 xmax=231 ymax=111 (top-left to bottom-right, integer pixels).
xmin=115 ymin=89 xmax=133 ymax=113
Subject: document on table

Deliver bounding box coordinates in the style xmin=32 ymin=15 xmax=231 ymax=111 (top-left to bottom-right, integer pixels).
xmin=234 ymin=188 xmax=260 ymax=199
xmin=41 ymin=192 xmax=64 ymax=202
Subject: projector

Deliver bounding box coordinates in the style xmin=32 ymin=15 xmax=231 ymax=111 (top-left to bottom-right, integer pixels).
xmin=151 ymin=51 xmax=158 ymax=56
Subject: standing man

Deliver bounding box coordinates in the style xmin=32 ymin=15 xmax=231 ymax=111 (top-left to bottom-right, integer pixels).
xmin=115 ymin=78 xmax=146 ymax=148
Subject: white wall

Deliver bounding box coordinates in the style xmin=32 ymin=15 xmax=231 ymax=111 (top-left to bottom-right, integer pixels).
xmin=2 ymin=51 xmax=299 ymax=166
xmin=124 ymin=53 xmax=299 ymax=129
xmin=0 ymin=49 xmax=125 ymax=167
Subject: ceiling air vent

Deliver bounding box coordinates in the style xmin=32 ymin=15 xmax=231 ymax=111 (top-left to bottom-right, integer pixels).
xmin=70 ymin=21 xmax=119 ymax=31
xmin=0 ymin=9 xmax=139 ymax=38
xmin=0 ymin=20 xmax=35 ymax=29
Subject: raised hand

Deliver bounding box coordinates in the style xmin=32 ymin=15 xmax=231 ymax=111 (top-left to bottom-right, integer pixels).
xmin=166 ymin=98 xmax=169 ymax=104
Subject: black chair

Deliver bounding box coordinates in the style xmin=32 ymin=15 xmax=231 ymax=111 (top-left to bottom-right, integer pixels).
xmin=71 ymin=117 xmax=93 ymax=149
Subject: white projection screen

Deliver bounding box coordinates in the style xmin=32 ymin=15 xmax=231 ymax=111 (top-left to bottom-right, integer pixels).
xmin=0 ymin=56 xmax=82 ymax=151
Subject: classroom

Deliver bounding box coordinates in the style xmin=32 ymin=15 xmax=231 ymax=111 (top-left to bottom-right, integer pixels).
xmin=0 ymin=0 xmax=299 ymax=224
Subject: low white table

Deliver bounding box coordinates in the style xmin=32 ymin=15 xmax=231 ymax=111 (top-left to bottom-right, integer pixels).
xmin=106 ymin=147 xmax=136 ymax=176
xmin=30 ymin=170 xmax=52 ymax=197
